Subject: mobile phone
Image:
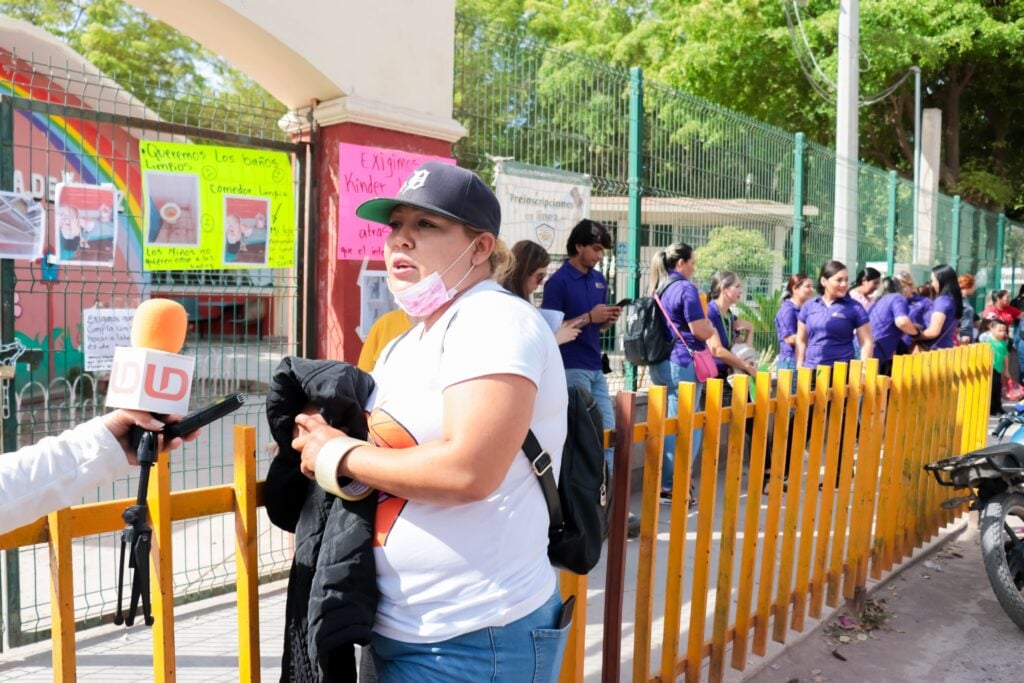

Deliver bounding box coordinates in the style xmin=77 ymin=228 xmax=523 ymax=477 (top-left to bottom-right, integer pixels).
xmin=614 ymin=298 xmax=631 ymax=308
xmin=164 ymin=393 xmax=247 ymax=440
xmin=557 ymin=595 xmax=576 ymax=630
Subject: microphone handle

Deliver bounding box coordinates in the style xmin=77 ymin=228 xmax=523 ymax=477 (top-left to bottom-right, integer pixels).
xmin=163 ymin=394 xmax=246 ymax=440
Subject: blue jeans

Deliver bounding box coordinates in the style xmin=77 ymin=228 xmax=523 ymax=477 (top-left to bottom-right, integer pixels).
xmin=371 ymin=590 xmax=569 ymax=683
xmin=776 ymin=357 xmax=798 ymax=393
xmin=649 ymin=360 xmax=704 ymax=491
xmin=564 ymin=368 xmax=615 ymax=471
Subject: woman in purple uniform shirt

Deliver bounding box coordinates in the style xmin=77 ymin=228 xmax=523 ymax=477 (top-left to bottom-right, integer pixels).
xmin=705 ymin=271 xmax=758 ymax=386
xmin=796 ymin=260 xmax=873 ymax=369
xmin=795 ymin=261 xmax=873 ymax=489
xmin=648 ymin=244 xmax=742 ymax=506
xmin=869 ymin=277 xmax=919 ymax=375
xmin=776 ymin=273 xmax=815 ymax=375
xmin=915 ymin=264 xmax=963 ymax=351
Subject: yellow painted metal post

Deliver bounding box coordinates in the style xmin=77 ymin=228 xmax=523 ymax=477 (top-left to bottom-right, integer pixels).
xmin=632 ymin=384 xmax=666 ymax=683
xmin=47 ymin=507 xmax=75 ymax=682
xmin=752 ymin=370 xmax=793 ymax=656
xmin=234 ymin=425 xmax=260 ymax=682
xmin=792 ymin=366 xmax=830 ymax=631
xmin=836 ymin=360 xmax=863 ymax=602
xmin=813 ymin=363 xmax=846 ymax=613
xmin=684 ymin=378 xmax=724 ymax=682
xmin=730 ymin=372 xmax=772 ymax=670
xmin=660 ymin=382 xmax=697 ymax=682
xmin=149 ymin=452 xmax=175 ymax=682
xmin=852 ymin=360 xmax=884 ymax=595
xmin=914 ymin=353 xmax=938 ymax=548
xmin=773 ymin=367 xmax=813 ymax=643
xmin=558 ymin=572 xmax=587 ymax=683
xmin=709 ymin=375 xmax=748 ymax=680
xmin=876 ymin=356 xmax=907 ymax=576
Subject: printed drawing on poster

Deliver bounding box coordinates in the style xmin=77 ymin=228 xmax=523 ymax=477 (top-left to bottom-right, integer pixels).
xmin=494 ymin=160 xmax=591 ymax=252
xmin=0 ymin=191 xmax=45 ymax=260
xmin=337 ymin=143 xmax=455 ymax=261
xmin=139 ymin=141 xmax=296 ymax=271
xmin=223 ymin=196 xmax=270 ymax=267
xmin=357 ymin=268 xmax=398 ymax=341
xmin=54 ymin=183 xmax=119 ymax=266
xmin=143 ymin=171 xmax=201 ymax=247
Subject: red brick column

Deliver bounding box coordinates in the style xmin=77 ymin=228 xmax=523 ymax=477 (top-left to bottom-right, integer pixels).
xmin=314 ymin=123 xmax=450 ymax=362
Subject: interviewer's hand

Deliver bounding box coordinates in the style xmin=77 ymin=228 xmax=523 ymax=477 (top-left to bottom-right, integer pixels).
xmin=292 ymin=413 xmax=346 ymax=480
xmin=101 ymin=409 xmax=201 ymax=464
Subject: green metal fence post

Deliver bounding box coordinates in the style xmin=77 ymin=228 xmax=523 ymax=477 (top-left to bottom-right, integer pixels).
xmin=996 ymin=213 xmax=1006 ymax=290
xmin=0 ymin=93 xmax=18 ymax=651
xmin=791 ymin=132 xmax=805 ymax=275
xmin=951 ymin=195 xmax=961 ymax=270
xmin=625 ymin=67 xmax=644 ymax=391
xmin=886 ymin=170 xmax=898 ymax=273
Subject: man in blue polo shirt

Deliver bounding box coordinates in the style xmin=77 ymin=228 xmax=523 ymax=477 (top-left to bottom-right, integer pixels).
xmin=542 ymin=219 xmax=640 ymax=538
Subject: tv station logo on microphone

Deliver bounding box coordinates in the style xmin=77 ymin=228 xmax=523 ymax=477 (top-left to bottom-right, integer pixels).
xmin=105 ymin=347 xmax=195 ymax=415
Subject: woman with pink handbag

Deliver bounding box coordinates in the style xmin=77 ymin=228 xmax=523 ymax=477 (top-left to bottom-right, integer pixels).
xmin=648 ymin=245 xmax=751 ymax=508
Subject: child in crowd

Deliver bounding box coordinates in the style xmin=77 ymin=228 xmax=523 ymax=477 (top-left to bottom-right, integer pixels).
xmin=987 ymin=318 xmax=1010 ymax=415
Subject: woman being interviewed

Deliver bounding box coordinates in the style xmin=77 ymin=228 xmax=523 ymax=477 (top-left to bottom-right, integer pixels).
xmin=293 ymin=162 xmax=570 ymax=682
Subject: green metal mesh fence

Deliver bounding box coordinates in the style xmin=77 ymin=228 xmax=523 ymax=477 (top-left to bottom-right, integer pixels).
xmin=453 ymin=14 xmax=1016 ymax=382
xmin=0 ymin=53 xmax=298 ymax=643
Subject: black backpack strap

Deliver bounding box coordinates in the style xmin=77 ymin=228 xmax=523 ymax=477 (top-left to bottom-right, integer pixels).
xmin=521 ymin=429 xmax=564 ymax=530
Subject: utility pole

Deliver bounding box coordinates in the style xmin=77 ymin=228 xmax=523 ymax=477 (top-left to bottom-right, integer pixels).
xmin=911 ymin=66 xmax=921 ymax=259
xmin=833 ymin=0 xmax=859 ymax=267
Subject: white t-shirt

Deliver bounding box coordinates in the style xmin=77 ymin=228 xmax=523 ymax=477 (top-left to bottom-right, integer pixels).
xmin=369 ymin=279 xmax=567 ymax=643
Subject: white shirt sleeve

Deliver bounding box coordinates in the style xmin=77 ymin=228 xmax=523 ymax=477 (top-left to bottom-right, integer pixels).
xmin=0 ymin=417 xmax=131 ymax=534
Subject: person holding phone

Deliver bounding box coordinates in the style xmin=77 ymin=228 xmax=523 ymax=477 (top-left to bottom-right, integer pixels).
xmin=502 ymin=239 xmax=582 ymax=345
xmin=541 ymin=219 xmax=639 ymax=537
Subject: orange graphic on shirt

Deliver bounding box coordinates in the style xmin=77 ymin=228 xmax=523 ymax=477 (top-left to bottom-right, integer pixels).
xmin=367 ymin=407 xmax=416 ymax=547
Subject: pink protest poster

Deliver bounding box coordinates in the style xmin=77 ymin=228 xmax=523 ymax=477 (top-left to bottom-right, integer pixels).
xmin=337 ymin=143 xmax=455 ymax=260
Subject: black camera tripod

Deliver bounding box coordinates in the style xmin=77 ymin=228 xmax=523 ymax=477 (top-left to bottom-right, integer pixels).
xmin=113 ymin=427 xmax=158 ymax=627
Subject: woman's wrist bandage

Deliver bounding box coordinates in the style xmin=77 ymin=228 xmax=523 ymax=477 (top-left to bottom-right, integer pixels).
xmin=314 ymin=436 xmax=373 ymax=500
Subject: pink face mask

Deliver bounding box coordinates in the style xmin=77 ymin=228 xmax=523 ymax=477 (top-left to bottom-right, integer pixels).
xmin=388 ymin=239 xmax=478 ymax=318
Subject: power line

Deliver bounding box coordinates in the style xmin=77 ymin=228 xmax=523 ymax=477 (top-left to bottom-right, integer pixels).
xmin=781 ymin=0 xmax=915 ymax=107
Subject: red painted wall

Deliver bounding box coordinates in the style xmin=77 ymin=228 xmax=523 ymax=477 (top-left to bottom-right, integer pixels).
xmin=314 ymin=123 xmax=451 ymax=362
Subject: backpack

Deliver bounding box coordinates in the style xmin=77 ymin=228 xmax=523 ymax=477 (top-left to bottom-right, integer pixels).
xmin=521 ymin=385 xmax=609 ymax=575
xmin=622 ymin=279 xmax=677 ymax=366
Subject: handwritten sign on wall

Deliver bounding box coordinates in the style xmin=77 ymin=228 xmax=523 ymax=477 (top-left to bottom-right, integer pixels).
xmin=83 ymin=307 xmax=134 ymax=371
xmin=139 ymin=141 xmax=296 ymax=270
xmin=337 ymin=143 xmax=455 ymax=260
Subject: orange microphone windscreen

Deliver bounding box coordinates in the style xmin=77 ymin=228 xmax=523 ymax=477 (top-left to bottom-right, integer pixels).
xmin=130 ymin=298 xmax=188 ymax=353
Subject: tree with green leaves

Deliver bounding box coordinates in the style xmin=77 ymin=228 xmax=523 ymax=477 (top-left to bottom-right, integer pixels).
xmin=456 ymin=0 xmax=1024 ymax=215
xmin=0 ymin=0 xmax=284 ymax=135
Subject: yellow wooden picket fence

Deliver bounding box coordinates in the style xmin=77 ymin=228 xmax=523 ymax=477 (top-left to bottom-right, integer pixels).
xmin=0 ymin=345 xmax=991 ymax=682
xmin=557 ymin=344 xmax=992 ymax=683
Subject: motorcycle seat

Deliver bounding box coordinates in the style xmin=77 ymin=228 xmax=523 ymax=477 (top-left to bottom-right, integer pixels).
xmin=964 ymin=442 xmax=1024 ymax=469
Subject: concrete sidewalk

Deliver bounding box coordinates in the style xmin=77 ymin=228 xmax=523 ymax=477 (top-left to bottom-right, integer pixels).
xmin=745 ymin=518 xmax=1024 ymax=683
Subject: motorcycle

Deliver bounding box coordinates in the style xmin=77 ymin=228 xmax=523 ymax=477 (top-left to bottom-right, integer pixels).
xmin=925 ymin=409 xmax=1024 ymax=631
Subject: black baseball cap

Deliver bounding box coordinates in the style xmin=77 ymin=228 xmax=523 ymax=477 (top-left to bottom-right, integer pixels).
xmin=356 ymin=161 xmax=501 ymax=236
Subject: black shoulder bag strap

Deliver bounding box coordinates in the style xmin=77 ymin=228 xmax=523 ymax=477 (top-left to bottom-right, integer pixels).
xmin=521 ymin=429 xmax=564 ymax=530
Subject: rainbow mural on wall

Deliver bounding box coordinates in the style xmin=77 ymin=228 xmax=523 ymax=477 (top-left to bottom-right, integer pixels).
xmin=0 ymin=20 xmax=158 ymax=389
xmin=0 ymin=50 xmax=148 ymax=269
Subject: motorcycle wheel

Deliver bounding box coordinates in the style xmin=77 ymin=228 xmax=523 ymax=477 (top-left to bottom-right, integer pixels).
xmin=980 ymin=492 xmax=1024 ymax=632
